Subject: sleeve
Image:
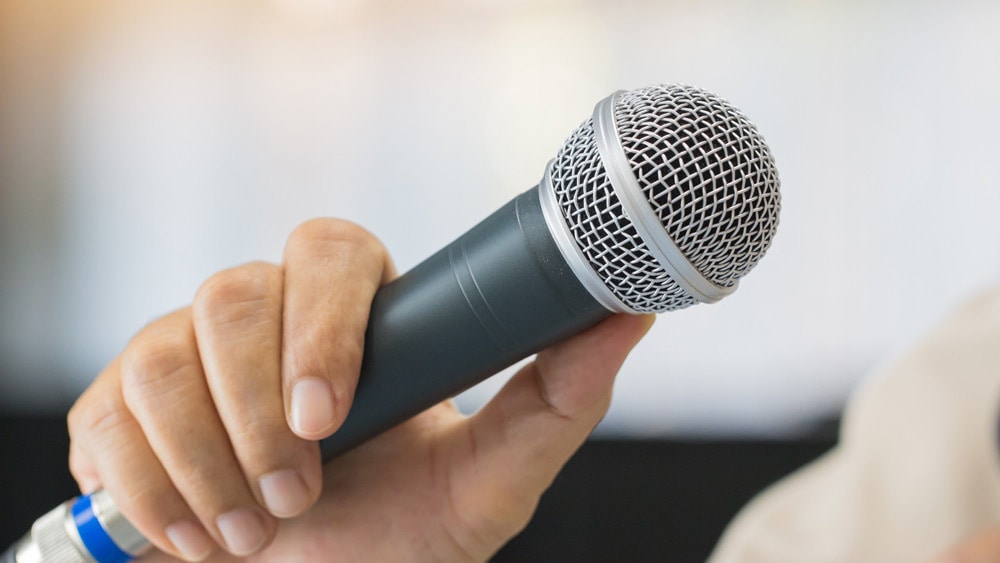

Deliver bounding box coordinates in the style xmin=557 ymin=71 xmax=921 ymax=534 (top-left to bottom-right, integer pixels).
xmin=708 ymin=284 xmax=1000 ymax=563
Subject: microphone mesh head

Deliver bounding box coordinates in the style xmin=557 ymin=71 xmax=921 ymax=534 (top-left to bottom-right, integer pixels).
xmin=548 ymin=84 xmax=781 ymax=313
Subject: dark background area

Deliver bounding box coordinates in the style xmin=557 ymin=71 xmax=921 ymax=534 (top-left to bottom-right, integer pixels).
xmin=0 ymin=414 xmax=834 ymax=561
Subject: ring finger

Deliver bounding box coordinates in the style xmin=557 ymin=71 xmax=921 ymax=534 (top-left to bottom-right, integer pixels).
xmin=120 ymin=307 xmax=275 ymax=556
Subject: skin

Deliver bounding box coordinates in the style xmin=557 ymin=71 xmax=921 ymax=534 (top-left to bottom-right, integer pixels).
xmin=927 ymin=525 xmax=1000 ymax=563
xmin=66 ymin=218 xmax=655 ymax=562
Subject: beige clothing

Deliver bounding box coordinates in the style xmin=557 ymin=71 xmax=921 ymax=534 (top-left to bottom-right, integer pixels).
xmin=709 ymin=285 xmax=1000 ymax=563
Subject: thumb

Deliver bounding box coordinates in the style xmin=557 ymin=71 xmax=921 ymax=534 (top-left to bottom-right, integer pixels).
xmin=447 ymin=313 xmax=655 ymax=548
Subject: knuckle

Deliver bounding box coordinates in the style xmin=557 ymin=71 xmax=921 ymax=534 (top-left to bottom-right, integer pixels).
xmin=67 ymin=401 xmax=85 ymax=437
xmin=290 ymin=328 xmax=365 ymax=387
xmin=232 ymin=412 xmax=287 ymax=449
xmin=67 ymin=394 xmax=133 ymax=444
xmin=287 ymin=218 xmax=383 ymax=258
xmin=193 ymin=262 xmax=281 ymax=323
xmin=120 ymin=330 xmax=196 ymax=411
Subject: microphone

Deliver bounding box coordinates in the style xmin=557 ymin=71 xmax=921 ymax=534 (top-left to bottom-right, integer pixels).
xmin=4 ymin=84 xmax=781 ymax=563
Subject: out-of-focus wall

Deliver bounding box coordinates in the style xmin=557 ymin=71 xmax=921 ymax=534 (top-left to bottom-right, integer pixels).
xmin=1 ymin=0 xmax=999 ymax=437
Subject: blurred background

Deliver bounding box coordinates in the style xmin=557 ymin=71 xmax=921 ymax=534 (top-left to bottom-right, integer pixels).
xmin=3 ymin=0 xmax=999 ymax=437
xmin=3 ymin=0 xmax=1000 ymax=558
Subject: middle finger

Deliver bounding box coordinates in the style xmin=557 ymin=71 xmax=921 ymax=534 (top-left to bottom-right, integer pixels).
xmin=192 ymin=262 xmax=322 ymax=523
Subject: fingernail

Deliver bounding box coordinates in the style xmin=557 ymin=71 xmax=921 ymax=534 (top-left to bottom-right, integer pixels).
xmin=165 ymin=520 xmax=213 ymax=562
xmin=290 ymin=377 xmax=336 ymax=436
xmin=216 ymin=508 xmax=267 ymax=556
xmin=259 ymin=469 xmax=310 ymax=517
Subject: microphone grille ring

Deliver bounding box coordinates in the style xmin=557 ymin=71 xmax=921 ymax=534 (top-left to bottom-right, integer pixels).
xmin=547 ymin=84 xmax=781 ymax=313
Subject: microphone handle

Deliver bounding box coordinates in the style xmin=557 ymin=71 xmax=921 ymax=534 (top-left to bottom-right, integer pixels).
xmin=321 ymin=186 xmax=611 ymax=458
xmin=5 ymin=187 xmax=613 ymax=563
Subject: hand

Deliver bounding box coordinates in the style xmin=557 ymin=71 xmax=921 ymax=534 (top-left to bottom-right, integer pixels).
xmin=67 ymin=219 xmax=655 ymax=562
xmin=927 ymin=525 xmax=1000 ymax=563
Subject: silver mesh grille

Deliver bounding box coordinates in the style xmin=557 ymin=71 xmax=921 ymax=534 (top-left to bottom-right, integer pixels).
xmin=548 ymin=118 xmax=697 ymax=312
xmin=548 ymin=84 xmax=780 ymax=313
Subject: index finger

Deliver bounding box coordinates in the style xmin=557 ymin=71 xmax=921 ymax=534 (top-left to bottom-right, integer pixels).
xmin=281 ymin=218 xmax=396 ymax=440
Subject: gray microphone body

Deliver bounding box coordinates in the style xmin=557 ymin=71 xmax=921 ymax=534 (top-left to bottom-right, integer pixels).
xmin=321 ymin=186 xmax=610 ymax=459
xmin=4 ymin=84 xmax=781 ymax=563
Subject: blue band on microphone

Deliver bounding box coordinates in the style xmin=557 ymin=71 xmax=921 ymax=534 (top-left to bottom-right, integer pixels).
xmin=71 ymin=495 xmax=133 ymax=563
